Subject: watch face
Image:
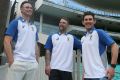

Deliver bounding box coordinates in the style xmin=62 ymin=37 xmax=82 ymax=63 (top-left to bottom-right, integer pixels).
xmin=111 ymin=64 xmax=116 ymax=68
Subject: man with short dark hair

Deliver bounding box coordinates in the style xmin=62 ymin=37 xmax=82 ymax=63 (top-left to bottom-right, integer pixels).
xmin=81 ymin=11 xmax=119 ymax=80
xmin=45 ymin=17 xmax=81 ymax=80
xmin=4 ymin=1 xmax=39 ymax=80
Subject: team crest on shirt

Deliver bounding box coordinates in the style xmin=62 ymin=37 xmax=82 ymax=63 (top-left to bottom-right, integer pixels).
xmin=31 ymin=27 xmax=34 ymax=31
xmin=56 ymin=37 xmax=59 ymax=40
xmin=67 ymin=37 xmax=70 ymax=41
xmin=90 ymin=35 xmax=92 ymax=40
xmin=22 ymin=25 xmax=25 ymax=28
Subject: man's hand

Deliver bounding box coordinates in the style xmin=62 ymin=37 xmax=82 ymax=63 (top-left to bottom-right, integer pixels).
xmin=8 ymin=58 xmax=14 ymax=67
xmin=45 ymin=65 xmax=51 ymax=76
xmin=106 ymin=67 xmax=115 ymax=80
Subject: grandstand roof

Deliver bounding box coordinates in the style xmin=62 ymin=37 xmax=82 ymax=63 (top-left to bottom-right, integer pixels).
xmin=75 ymin=0 xmax=120 ymax=13
xmin=36 ymin=0 xmax=120 ymax=32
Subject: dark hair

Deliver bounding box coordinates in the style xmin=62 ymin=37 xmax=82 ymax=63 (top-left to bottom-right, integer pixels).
xmin=20 ymin=1 xmax=32 ymax=8
xmin=60 ymin=17 xmax=70 ymax=24
xmin=82 ymin=11 xmax=95 ymax=21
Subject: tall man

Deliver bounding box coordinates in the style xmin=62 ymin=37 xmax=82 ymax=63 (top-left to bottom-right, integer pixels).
xmin=45 ymin=17 xmax=81 ymax=80
xmin=4 ymin=1 xmax=39 ymax=80
xmin=81 ymin=11 xmax=119 ymax=80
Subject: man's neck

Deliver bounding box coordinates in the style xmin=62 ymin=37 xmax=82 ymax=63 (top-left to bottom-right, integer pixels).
xmin=22 ymin=14 xmax=30 ymax=22
xmin=60 ymin=30 xmax=67 ymax=34
xmin=86 ymin=27 xmax=95 ymax=32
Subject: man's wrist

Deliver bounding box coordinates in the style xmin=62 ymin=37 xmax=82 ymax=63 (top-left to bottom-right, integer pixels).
xmin=110 ymin=64 xmax=116 ymax=69
xmin=46 ymin=63 xmax=50 ymax=66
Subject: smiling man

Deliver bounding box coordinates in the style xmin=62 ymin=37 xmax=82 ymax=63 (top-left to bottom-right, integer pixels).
xmin=45 ymin=17 xmax=81 ymax=80
xmin=4 ymin=1 xmax=39 ymax=80
xmin=81 ymin=11 xmax=119 ymax=80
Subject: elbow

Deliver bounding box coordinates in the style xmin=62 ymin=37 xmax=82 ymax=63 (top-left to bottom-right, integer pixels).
xmin=115 ymin=43 xmax=119 ymax=50
xmin=112 ymin=43 xmax=118 ymax=47
xmin=112 ymin=43 xmax=119 ymax=52
xmin=4 ymin=36 xmax=11 ymax=47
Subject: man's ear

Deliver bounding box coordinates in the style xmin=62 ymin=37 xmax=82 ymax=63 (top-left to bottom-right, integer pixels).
xmin=20 ymin=8 xmax=22 ymax=12
xmin=20 ymin=7 xmax=22 ymax=10
xmin=82 ymin=21 xmax=84 ymax=25
xmin=94 ymin=20 xmax=96 ymax=24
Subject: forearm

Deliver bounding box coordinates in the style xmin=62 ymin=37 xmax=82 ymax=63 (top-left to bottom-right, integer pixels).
xmin=111 ymin=43 xmax=119 ymax=64
xmin=4 ymin=39 xmax=14 ymax=62
xmin=45 ymin=50 xmax=51 ymax=66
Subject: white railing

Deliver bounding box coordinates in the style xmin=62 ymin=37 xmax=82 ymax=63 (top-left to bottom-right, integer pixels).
xmin=44 ymin=0 xmax=120 ymax=17
xmin=0 ymin=55 xmax=120 ymax=80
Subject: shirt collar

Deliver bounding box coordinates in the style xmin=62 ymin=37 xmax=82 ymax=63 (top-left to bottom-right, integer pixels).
xmin=58 ymin=32 xmax=68 ymax=35
xmin=84 ymin=27 xmax=95 ymax=35
xmin=18 ymin=16 xmax=33 ymax=25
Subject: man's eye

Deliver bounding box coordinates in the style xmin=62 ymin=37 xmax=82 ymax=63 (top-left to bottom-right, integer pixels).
xmin=25 ymin=7 xmax=33 ymax=9
xmin=89 ymin=18 xmax=92 ymax=20
xmin=84 ymin=18 xmax=92 ymax=21
xmin=60 ymin=22 xmax=65 ymax=24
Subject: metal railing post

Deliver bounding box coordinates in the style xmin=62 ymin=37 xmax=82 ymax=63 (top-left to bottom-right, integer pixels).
xmin=73 ymin=51 xmax=76 ymax=80
xmin=77 ymin=49 xmax=82 ymax=80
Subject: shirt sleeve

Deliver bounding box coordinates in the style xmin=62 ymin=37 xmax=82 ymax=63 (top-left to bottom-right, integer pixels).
xmin=44 ymin=35 xmax=53 ymax=52
xmin=5 ymin=19 xmax=18 ymax=38
xmin=73 ymin=36 xmax=82 ymax=50
xmin=97 ymin=29 xmax=115 ymax=46
xmin=36 ymin=31 xmax=39 ymax=42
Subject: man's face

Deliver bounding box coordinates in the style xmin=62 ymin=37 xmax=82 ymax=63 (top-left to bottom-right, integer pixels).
xmin=21 ymin=3 xmax=33 ymax=17
xmin=82 ymin=15 xmax=96 ymax=30
xmin=59 ymin=19 xmax=69 ymax=31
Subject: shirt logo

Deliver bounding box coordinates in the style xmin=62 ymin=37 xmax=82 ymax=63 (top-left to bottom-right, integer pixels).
xmin=31 ymin=27 xmax=34 ymax=31
xmin=90 ymin=35 xmax=92 ymax=40
xmin=67 ymin=37 xmax=70 ymax=41
xmin=22 ymin=26 xmax=25 ymax=28
xmin=56 ymin=37 xmax=59 ymax=40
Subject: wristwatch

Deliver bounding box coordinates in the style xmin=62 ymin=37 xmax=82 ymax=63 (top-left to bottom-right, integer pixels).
xmin=110 ymin=64 xmax=116 ymax=68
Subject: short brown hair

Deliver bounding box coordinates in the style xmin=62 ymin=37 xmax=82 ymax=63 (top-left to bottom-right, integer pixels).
xmin=20 ymin=1 xmax=32 ymax=8
xmin=82 ymin=11 xmax=95 ymax=21
xmin=60 ymin=17 xmax=70 ymax=24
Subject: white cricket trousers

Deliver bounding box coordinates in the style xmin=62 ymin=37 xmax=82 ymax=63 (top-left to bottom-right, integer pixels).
xmin=6 ymin=61 xmax=38 ymax=80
